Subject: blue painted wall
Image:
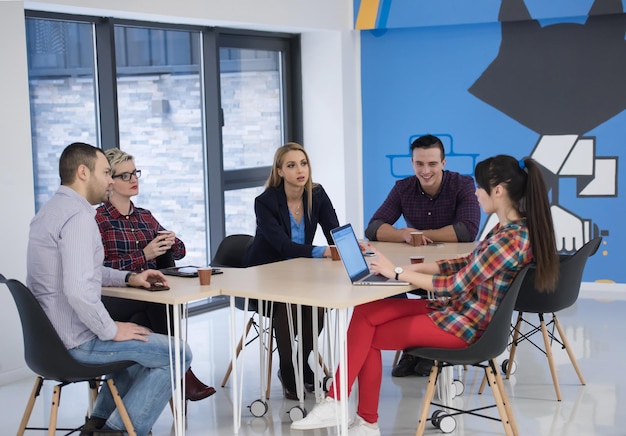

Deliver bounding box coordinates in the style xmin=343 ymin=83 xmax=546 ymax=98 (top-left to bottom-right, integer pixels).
xmin=357 ymin=0 xmax=626 ymax=282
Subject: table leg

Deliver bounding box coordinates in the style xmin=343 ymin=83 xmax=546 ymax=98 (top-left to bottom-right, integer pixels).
xmin=229 ymin=296 xmax=241 ymax=434
xmin=166 ymin=303 xmax=186 ymax=436
xmin=312 ymin=305 xmax=321 ymax=400
xmin=338 ymin=308 xmax=349 ymax=435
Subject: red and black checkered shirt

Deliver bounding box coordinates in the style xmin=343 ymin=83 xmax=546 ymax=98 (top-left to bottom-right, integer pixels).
xmin=95 ymin=201 xmax=185 ymax=272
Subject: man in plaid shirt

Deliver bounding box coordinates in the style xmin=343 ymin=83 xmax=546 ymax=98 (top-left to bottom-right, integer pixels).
xmin=364 ymin=134 xmax=481 ymax=377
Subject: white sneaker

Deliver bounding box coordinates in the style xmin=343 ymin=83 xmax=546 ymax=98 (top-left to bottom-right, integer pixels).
xmin=290 ymin=397 xmax=341 ymax=430
xmin=348 ymin=415 xmax=381 ymax=436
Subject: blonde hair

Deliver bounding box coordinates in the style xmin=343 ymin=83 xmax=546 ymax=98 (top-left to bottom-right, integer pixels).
xmin=104 ymin=147 xmax=134 ymax=176
xmin=266 ymin=142 xmax=316 ymax=218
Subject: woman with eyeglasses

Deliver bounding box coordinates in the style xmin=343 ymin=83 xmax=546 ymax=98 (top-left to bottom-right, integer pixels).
xmin=95 ymin=147 xmax=216 ymax=403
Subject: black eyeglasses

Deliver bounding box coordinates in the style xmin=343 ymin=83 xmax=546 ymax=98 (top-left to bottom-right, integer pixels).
xmin=112 ymin=170 xmax=141 ymax=181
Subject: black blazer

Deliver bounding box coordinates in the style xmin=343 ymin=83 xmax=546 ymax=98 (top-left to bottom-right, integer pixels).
xmin=244 ymin=183 xmax=339 ymax=267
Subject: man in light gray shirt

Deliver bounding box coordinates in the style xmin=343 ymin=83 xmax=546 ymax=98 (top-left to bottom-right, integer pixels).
xmin=27 ymin=142 xmax=191 ymax=436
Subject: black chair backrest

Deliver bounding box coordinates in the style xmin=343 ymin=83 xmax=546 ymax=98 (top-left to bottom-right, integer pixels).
xmin=1 ymin=275 xmax=132 ymax=382
xmin=515 ymin=237 xmax=601 ymax=314
xmin=211 ymin=234 xmax=253 ymax=268
xmin=155 ymin=250 xmax=175 ymax=269
xmin=407 ymin=265 xmax=531 ymax=365
xmin=211 ymin=234 xmax=256 ymax=311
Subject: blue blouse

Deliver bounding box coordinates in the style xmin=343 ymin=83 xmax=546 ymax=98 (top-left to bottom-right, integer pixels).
xmin=290 ymin=211 xmax=326 ymax=258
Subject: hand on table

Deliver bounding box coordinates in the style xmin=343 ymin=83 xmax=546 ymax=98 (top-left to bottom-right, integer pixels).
xmin=367 ymin=246 xmax=396 ymax=279
xmin=127 ymin=269 xmax=169 ymax=289
xmin=399 ymin=227 xmax=418 ymax=244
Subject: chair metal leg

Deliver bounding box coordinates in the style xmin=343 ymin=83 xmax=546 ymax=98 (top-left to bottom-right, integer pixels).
xmin=415 ymin=363 xmax=439 ymax=436
xmin=221 ymin=316 xmax=255 ymax=387
xmin=18 ymin=376 xmax=43 ymax=436
xmin=48 ymin=385 xmax=61 ymax=436
xmin=106 ymin=378 xmax=137 ymax=436
xmin=540 ymin=314 xmax=562 ymax=401
xmin=553 ymin=314 xmax=586 ymax=385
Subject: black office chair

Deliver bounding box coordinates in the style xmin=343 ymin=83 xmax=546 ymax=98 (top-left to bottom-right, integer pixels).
xmin=212 ymin=235 xmax=274 ymax=396
xmin=0 ymin=274 xmax=137 ymax=436
xmin=405 ymin=265 xmax=531 ymax=435
xmin=503 ymin=237 xmax=602 ymax=401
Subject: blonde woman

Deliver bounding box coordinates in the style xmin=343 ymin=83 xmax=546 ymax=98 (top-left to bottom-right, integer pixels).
xmin=95 ymin=148 xmax=214 ymax=402
xmin=244 ymin=142 xmax=340 ymax=399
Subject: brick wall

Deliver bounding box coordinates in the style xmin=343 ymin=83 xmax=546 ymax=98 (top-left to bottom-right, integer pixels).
xmin=29 ymin=70 xmax=280 ymax=266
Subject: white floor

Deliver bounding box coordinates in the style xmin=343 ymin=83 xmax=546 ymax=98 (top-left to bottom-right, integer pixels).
xmin=2 ymin=293 xmax=626 ymax=436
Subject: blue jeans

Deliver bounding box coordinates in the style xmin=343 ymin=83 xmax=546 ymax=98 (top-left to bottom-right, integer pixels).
xmin=69 ymin=333 xmax=192 ymax=436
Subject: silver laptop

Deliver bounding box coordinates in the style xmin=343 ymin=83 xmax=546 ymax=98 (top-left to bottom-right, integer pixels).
xmin=331 ymin=224 xmax=409 ymax=286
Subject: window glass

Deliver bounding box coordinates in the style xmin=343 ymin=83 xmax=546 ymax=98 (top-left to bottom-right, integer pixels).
xmin=224 ymin=186 xmax=265 ymax=236
xmin=26 ymin=14 xmax=298 ymax=273
xmin=115 ymin=25 xmax=207 ymax=266
xmin=220 ymin=48 xmax=283 ymax=170
xmin=26 ymin=18 xmax=98 ymax=209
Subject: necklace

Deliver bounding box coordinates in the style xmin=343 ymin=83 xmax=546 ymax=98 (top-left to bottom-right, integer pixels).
xmin=289 ymin=201 xmax=302 ymax=216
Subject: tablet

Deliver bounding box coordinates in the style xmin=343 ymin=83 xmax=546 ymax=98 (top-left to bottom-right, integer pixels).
xmin=160 ymin=266 xmax=222 ymax=277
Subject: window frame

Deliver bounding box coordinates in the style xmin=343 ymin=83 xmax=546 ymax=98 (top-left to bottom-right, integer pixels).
xmin=25 ymin=10 xmax=303 ymax=312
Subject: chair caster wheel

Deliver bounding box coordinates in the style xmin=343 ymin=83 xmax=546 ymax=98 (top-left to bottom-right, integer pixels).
xmin=431 ymin=410 xmax=456 ymax=433
xmin=502 ymin=359 xmax=517 ymax=375
xmin=288 ymin=405 xmax=307 ymax=422
xmin=452 ymin=379 xmax=464 ymax=396
xmin=431 ymin=410 xmax=444 ymax=428
xmin=323 ymin=376 xmax=333 ymax=392
xmin=438 ymin=414 xmax=456 ymax=433
xmin=248 ymin=399 xmax=268 ymax=417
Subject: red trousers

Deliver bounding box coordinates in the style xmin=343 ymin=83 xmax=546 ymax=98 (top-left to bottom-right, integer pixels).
xmin=327 ymin=298 xmax=467 ymax=424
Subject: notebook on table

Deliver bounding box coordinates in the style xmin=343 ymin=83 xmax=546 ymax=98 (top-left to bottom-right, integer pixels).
xmin=330 ymin=223 xmax=409 ymax=286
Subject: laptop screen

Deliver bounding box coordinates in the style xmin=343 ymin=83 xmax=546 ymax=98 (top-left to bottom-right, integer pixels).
xmin=331 ymin=224 xmax=370 ymax=281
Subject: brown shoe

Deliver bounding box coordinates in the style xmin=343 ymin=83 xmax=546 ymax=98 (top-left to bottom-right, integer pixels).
xmin=185 ymin=368 xmax=216 ymax=401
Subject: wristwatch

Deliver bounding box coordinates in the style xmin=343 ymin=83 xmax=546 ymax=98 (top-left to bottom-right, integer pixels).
xmin=124 ymin=272 xmax=136 ymax=285
xmin=394 ymin=266 xmax=403 ymax=281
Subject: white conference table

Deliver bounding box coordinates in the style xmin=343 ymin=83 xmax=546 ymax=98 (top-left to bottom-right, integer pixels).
xmin=218 ymin=241 xmax=477 ymax=435
xmin=102 ymin=276 xmax=221 ymax=436
xmin=101 ymin=241 xmax=475 ymax=436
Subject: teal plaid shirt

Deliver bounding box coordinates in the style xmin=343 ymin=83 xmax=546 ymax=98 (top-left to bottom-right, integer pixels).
xmin=429 ymin=219 xmax=532 ymax=344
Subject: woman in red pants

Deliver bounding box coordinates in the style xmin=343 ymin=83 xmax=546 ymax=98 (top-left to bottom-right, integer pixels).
xmin=292 ymin=155 xmax=559 ymax=435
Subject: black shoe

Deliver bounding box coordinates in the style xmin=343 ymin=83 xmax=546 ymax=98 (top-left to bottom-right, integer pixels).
xmin=93 ymin=426 xmax=126 ymax=435
xmin=304 ymin=381 xmax=316 ymax=393
xmin=414 ymin=358 xmax=435 ymax=376
xmin=392 ymin=353 xmax=419 ymax=377
xmin=82 ymin=425 xmax=126 ymax=436
xmin=80 ymin=416 xmax=106 ymax=436
xmin=277 ymin=370 xmax=304 ymax=401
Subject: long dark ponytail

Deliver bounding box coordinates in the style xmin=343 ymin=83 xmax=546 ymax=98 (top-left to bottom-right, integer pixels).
xmin=475 ymin=155 xmax=558 ymax=291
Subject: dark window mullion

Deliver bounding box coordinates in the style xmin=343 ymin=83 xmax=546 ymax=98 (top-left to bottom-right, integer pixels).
xmin=94 ymin=17 xmax=119 ymax=150
xmin=202 ymin=29 xmax=226 ymax=259
xmin=224 ymin=167 xmax=271 ymax=191
xmin=286 ymin=35 xmax=303 ymax=145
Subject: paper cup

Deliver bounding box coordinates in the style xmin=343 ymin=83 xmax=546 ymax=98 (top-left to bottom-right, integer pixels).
xmin=198 ymin=267 xmax=212 ymax=285
xmin=329 ymin=245 xmax=341 ymax=261
xmin=410 ymin=256 xmax=425 ymax=264
xmin=410 ymin=231 xmax=424 ymax=246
